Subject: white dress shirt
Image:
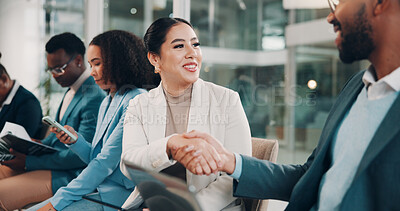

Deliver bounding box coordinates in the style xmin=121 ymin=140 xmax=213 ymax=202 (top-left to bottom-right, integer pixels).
xmin=0 ymin=80 xmax=20 ymax=112
xmin=59 ymin=70 xmax=91 ymax=120
xmin=362 ymin=65 xmax=400 ymax=100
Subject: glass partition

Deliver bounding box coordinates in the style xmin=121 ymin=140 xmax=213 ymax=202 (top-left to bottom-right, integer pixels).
xmin=295 ymin=8 xmax=331 ymax=23
xmin=104 ymin=0 xmax=173 ymax=37
xmin=191 ymin=0 xmax=287 ymax=51
xmin=293 ymin=44 xmax=367 ymax=153
xmin=200 ymin=63 xmax=285 ymax=139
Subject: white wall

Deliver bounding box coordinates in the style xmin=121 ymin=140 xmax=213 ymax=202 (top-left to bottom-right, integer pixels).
xmin=285 ymin=18 xmax=335 ymax=47
xmin=0 ymin=0 xmax=44 ymax=96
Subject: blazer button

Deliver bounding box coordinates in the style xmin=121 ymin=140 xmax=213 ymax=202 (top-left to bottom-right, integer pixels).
xmin=152 ymin=159 xmax=161 ymax=168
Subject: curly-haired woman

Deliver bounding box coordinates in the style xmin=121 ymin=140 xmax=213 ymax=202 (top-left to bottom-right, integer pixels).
xmin=31 ymin=30 xmax=156 ymax=211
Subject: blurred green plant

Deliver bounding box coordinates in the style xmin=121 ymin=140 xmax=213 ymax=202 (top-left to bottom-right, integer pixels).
xmin=39 ymin=73 xmax=52 ymax=116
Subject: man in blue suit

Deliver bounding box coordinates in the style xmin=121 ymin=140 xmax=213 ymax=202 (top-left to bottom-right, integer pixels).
xmin=176 ymin=0 xmax=400 ymax=210
xmin=0 ymin=32 xmax=105 ymax=210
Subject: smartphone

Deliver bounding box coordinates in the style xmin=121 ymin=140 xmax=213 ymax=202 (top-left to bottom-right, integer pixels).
xmin=42 ymin=116 xmax=77 ymax=142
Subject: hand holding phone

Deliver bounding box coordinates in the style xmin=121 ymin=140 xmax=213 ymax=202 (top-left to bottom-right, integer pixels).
xmin=42 ymin=116 xmax=77 ymax=143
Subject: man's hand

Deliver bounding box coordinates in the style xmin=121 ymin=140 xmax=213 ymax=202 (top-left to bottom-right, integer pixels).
xmin=183 ymin=130 xmax=236 ymax=174
xmin=50 ymin=125 xmax=77 ymax=145
xmin=31 ymin=138 xmax=42 ymax=143
xmin=167 ymin=134 xmax=222 ymax=175
xmin=1 ymin=148 xmax=26 ymax=171
xmin=37 ymin=202 xmax=56 ymax=211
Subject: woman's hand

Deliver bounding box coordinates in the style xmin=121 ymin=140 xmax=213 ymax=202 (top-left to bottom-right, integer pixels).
xmin=49 ymin=125 xmax=77 ymax=145
xmin=1 ymin=148 xmax=26 ymax=171
xmin=37 ymin=202 xmax=56 ymax=211
xmin=167 ymin=134 xmax=223 ymax=175
xmin=182 ymin=130 xmax=236 ymax=175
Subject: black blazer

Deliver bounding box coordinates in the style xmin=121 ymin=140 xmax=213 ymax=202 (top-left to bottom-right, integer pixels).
xmin=0 ymin=85 xmax=43 ymax=139
xmin=233 ymin=70 xmax=400 ymax=211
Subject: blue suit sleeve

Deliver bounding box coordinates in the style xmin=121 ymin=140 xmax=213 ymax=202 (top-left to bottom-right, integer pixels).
xmin=25 ymin=93 xmax=103 ymax=171
xmin=25 ymin=137 xmax=89 ymax=170
xmin=233 ymin=153 xmax=314 ymax=201
xmin=50 ymin=111 xmax=127 ymax=210
xmin=68 ymin=133 xmax=92 ymax=164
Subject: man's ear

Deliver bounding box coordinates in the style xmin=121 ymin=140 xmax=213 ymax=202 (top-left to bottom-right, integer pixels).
xmin=0 ymin=74 xmax=8 ymax=87
xmin=373 ymin=0 xmax=390 ymax=16
xmin=147 ymin=52 xmax=160 ymax=69
xmin=75 ymin=54 xmax=84 ymax=68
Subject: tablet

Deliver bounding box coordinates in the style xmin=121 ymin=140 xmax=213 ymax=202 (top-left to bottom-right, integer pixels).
xmin=122 ymin=162 xmax=202 ymax=211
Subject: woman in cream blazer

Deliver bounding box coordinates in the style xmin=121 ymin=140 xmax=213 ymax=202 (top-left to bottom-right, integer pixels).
xmin=121 ymin=17 xmax=252 ymax=211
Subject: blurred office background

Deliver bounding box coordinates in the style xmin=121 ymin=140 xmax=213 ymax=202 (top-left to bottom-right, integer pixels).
xmin=0 ymin=0 xmax=369 ymax=166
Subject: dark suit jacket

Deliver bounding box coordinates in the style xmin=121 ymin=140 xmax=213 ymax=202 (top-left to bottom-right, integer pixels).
xmin=0 ymin=85 xmax=43 ymax=139
xmin=25 ymin=76 xmax=106 ymax=193
xmin=233 ymin=70 xmax=400 ymax=211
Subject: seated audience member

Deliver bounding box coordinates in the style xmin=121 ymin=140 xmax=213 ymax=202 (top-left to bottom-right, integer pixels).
xmin=120 ymin=17 xmax=252 ymax=211
xmin=0 ymin=52 xmax=43 ymax=138
xmin=175 ymin=0 xmax=400 ymax=210
xmin=31 ymin=30 xmax=155 ymax=211
xmin=0 ymin=32 xmax=105 ymax=210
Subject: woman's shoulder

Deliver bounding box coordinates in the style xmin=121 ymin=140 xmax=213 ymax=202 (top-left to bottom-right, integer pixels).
xmin=197 ymin=79 xmax=239 ymax=98
xmin=124 ymin=87 xmax=147 ymax=98
xmin=116 ymin=88 xmax=145 ymax=107
xmin=127 ymin=85 xmax=163 ymax=106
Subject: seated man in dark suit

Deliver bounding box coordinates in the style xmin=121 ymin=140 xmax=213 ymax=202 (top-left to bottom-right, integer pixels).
xmin=0 ymin=32 xmax=106 ymax=210
xmin=0 ymin=52 xmax=43 ymax=139
xmin=174 ymin=0 xmax=400 ymax=210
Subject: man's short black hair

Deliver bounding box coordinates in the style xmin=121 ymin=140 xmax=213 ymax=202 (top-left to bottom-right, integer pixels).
xmin=45 ymin=32 xmax=85 ymax=57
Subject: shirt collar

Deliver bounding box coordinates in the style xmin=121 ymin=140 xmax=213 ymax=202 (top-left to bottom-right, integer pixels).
xmin=2 ymin=80 xmax=20 ymax=107
xmin=70 ymin=69 xmax=91 ymax=93
xmin=362 ymin=65 xmax=400 ymax=92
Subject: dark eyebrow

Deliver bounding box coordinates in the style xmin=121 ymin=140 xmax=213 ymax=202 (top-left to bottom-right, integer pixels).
xmin=89 ymin=58 xmax=100 ymax=63
xmin=170 ymin=37 xmax=198 ymax=44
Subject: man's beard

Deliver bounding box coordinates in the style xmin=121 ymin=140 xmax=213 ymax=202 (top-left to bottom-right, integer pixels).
xmin=339 ymin=4 xmax=375 ymax=64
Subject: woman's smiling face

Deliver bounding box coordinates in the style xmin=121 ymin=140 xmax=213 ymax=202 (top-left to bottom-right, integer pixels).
xmin=151 ymin=23 xmax=202 ymax=92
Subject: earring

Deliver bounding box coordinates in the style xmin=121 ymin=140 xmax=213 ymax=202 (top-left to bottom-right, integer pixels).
xmin=78 ymin=63 xmax=81 ymax=67
xmin=4 ymin=82 xmax=8 ymax=88
xmin=154 ymin=67 xmax=161 ymax=74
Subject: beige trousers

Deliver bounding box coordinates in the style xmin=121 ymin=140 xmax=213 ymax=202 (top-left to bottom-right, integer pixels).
xmin=0 ymin=165 xmax=52 ymax=211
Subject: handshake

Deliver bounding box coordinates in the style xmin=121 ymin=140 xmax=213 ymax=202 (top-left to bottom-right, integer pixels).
xmin=167 ymin=130 xmax=236 ymax=176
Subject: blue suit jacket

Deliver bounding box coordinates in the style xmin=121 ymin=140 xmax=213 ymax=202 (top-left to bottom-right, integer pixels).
xmin=233 ymin=70 xmax=400 ymax=211
xmin=25 ymin=76 xmax=105 ymax=193
xmin=0 ymin=85 xmax=43 ymax=139
xmin=50 ymin=88 xmax=145 ymax=211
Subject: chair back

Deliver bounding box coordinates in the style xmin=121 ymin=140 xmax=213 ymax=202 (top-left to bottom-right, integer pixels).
xmin=243 ymin=137 xmax=279 ymax=211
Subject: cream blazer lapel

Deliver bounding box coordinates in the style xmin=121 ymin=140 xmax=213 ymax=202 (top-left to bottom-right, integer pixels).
xmin=187 ymin=79 xmax=211 ymax=135
xmin=146 ymin=83 xmax=167 ymax=142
